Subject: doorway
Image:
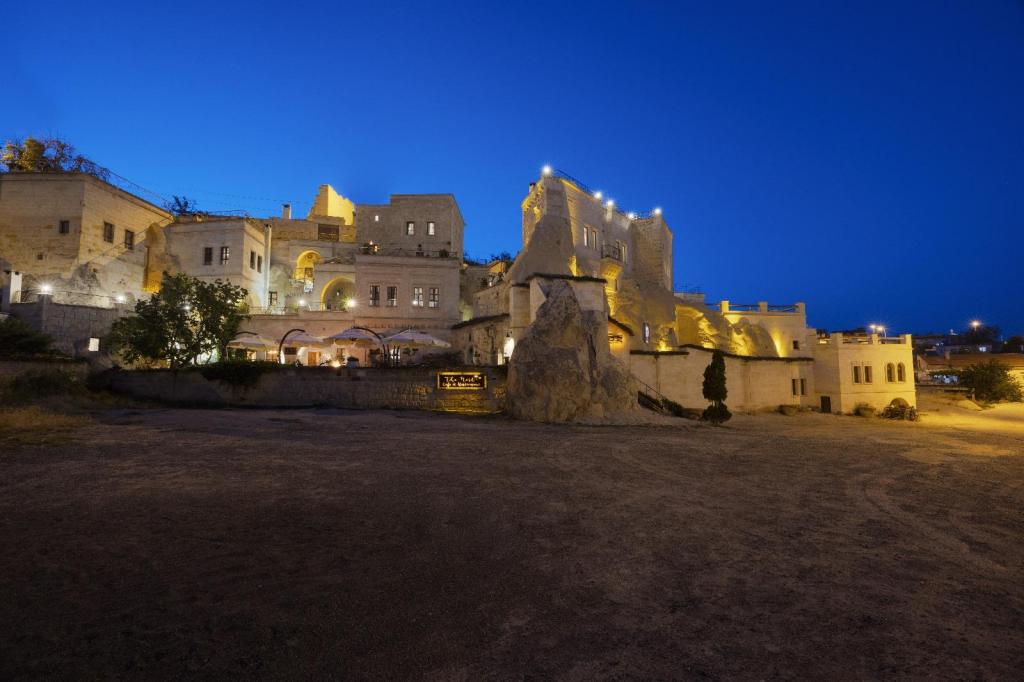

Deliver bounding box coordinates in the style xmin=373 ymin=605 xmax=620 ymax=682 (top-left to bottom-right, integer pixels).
xmin=820 ymin=396 xmax=832 ymax=413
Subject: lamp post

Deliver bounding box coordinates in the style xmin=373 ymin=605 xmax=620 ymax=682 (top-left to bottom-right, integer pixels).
xmin=278 ymin=328 xmax=306 ymax=364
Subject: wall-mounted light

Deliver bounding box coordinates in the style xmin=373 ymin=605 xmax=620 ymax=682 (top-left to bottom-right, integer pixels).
xmin=627 ymin=212 xmax=637 ymax=220
xmin=298 ymin=298 xmax=307 ymax=307
xmin=541 ymin=165 xmax=553 ymax=177
xmin=346 ymin=297 xmax=357 ymax=308
xmin=39 ymin=284 xmax=53 ymax=295
xmin=593 ymin=191 xmax=603 ymax=200
xmin=116 ymin=294 xmax=126 ymax=304
xmin=653 ymin=207 xmax=662 ymax=216
xmin=605 ymin=199 xmax=615 ymax=209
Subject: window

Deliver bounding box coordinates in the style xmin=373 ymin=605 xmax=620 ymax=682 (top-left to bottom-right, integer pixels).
xmin=791 ymin=378 xmax=807 ymax=396
xmin=792 ymin=340 xmax=801 ymax=351
xmin=886 ymin=363 xmax=895 ymax=383
xmin=317 ymin=224 xmax=340 ymax=241
xmin=427 ymin=221 xmax=436 ymax=236
xmin=406 ymin=221 xmax=415 ymax=235
xmin=428 ymin=287 xmax=439 ymax=308
xmin=374 ymin=214 xmax=380 ymax=222
xmin=88 ymin=338 xmax=100 ymax=352
xmin=250 ymin=250 xmax=256 ymax=270
xmin=412 ymin=286 xmax=424 ymax=307
xmin=583 ymin=225 xmax=599 ymax=249
xmin=369 ymin=284 xmax=381 ymax=307
xmin=269 ymin=291 xmax=278 ymax=306
xmin=853 ymin=365 xmax=862 ymax=384
xmin=897 ymin=363 xmax=906 ymax=382
xmin=792 ymin=378 xmax=800 ymax=396
xmin=257 ymin=255 xmax=263 ymax=273
xmin=203 ymin=247 xmax=213 ymax=265
xmin=864 ymin=365 xmax=873 ymax=384
xmin=103 ymin=222 xmax=114 ymax=243
xmin=386 ymin=286 xmax=397 ymax=307
xmin=642 ymin=322 xmax=651 ymax=344
xmin=616 ymin=240 xmax=627 ymax=262
xmin=59 ymin=220 xmax=70 ymax=234
xmin=124 ymin=230 xmax=135 ymax=250
xmin=220 ymin=246 xmax=230 ymax=264
xmin=800 ymin=378 xmax=806 ymax=395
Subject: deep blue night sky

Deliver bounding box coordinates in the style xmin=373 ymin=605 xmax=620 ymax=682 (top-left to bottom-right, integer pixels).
xmin=5 ymin=1 xmax=1022 ymax=335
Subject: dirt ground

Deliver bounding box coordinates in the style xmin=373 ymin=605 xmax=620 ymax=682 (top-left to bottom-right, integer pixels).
xmin=1 ymin=399 xmax=1022 ymax=680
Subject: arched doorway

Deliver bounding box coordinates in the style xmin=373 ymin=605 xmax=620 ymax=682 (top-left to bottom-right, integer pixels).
xmin=294 ymin=251 xmax=322 ymax=281
xmin=321 ymin=276 xmax=355 ymax=311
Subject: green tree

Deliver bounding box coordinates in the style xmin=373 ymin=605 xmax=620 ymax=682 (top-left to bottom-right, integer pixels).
xmin=163 ymin=195 xmax=202 ymax=216
xmin=701 ymin=350 xmax=732 ymax=423
xmin=109 ymin=273 xmax=249 ymax=368
xmin=957 ymin=360 xmax=1023 ymax=402
xmin=1 ymin=137 xmax=109 ymax=180
xmin=0 ymin=316 xmax=57 ymax=358
xmin=999 ymin=335 xmax=1024 ymax=354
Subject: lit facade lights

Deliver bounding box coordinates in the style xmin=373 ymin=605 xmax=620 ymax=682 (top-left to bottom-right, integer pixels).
xmin=627 ymin=212 xmax=637 ymax=220
xmin=298 ymin=299 xmax=307 ymax=307
xmin=39 ymin=284 xmax=53 ymax=294
xmin=605 ymin=199 xmax=615 ymax=209
xmin=346 ymin=297 xmax=357 ymax=308
xmin=593 ymin=191 xmax=603 ymax=200
xmin=653 ymin=207 xmax=662 ymax=216
xmin=541 ymin=165 xmax=553 ymax=177
xmin=116 ymin=294 xmax=126 ymax=303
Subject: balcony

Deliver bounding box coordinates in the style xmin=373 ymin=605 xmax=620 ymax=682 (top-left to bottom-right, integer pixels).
xmin=601 ymin=244 xmax=623 ymax=262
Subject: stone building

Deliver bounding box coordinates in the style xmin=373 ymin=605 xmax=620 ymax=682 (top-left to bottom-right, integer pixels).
xmin=454 ymin=168 xmax=916 ymax=414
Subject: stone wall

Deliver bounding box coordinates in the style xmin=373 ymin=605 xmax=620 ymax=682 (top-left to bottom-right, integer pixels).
xmin=105 ymin=366 xmax=507 ymax=413
xmin=627 ymin=348 xmax=816 ymax=412
xmin=10 ymin=296 xmax=131 ymax=355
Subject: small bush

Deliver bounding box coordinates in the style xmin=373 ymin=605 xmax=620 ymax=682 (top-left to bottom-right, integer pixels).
xmin=198 ymin=361 xmax=281 ymax=387
xmin=4 ymin=368 xmax=85 ymax=403
xmin=957 ymin=360 xmax=1023 ymax=402
xmin=0 ymin=317 xmax=58 ymax=359
xmin=702 ymin=402 xmax=732 ymax=424
xmin=882 ymin=402 xmax=919 ymax=421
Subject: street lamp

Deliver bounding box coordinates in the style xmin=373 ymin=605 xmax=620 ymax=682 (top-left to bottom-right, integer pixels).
xmin=970 ymin=320 xmax=982 ymax=330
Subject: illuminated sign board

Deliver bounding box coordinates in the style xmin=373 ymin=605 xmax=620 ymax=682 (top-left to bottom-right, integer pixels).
xmin=437 ymin=372 xmax=487 ymax=390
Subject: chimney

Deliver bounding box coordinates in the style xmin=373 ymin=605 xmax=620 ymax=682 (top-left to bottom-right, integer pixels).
xmin=282 ymin=203 xmax=292 ymax=220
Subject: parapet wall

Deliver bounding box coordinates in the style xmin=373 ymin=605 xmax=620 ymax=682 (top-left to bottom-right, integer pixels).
xmin=105 ymin=366 xmax=507 ymax=413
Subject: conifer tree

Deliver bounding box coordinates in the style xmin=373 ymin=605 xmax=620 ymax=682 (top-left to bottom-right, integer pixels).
xmin=702 ymin=351 xmax=732 ymax=424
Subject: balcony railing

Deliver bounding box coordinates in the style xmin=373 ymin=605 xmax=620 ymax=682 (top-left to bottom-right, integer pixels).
xmin=601 ymin=244 xmax=623 ymax=261
xmin=359 ymin=244 xmax=458 ymax=259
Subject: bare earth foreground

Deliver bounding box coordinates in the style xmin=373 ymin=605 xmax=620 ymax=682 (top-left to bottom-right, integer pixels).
xmin=1 ymin=403 xmax=1023 ymax=680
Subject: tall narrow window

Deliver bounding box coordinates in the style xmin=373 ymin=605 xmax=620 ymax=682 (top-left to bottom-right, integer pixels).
xmin=412 ymin=286 xmax=424 ymax=307
xmin=800 ymin=378 xmax=806 ymax=395
xmin=369 ymin=284 xmax=381 ymax=307
xmin=897 ymin=363 xmax=906 ymax=382
xmin=124 ymin=230 xmax=135 ymax=250
xmin=792 ymin=340 xmax=801 ymax=351
xmin=427 ymin=221 xmax=436 ymax=236
xmin=250 ymin=250 xmax=256 ymax=270
xmin=220 ymin=246 xmax=230 ymax=264
xmin=386 ymin=286 xmax=397 ymax=307
xmin=616 ymin=240 xmax=627 ymax=261
xmin=864 ymin=365 xmax=873 ymax=384
xmin=59 ymin=220 xmax=70 ymax=234
xmin=792 ymin=378 xmax=799 ymax=396
xmin=428 ymin=287 xmax=439 ymax=308
xmin=203 ymin=247 xmax=213 ymax=265
xmin=257 ymin=255 xmax=263 ymax=273
xmin=886 ymin=363 xmax=895 ymax=382
xmin=406 ymin=221 xmax=415 ymax=236
xmin=268 ymin=291 xmax=278 ymax=306
xmin=103 ymin=222 xmax=114 ymax=243
xmin=853 ymin=365 xmax=862 ymax=383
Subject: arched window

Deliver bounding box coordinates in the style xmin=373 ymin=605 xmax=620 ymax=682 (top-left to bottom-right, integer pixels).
xmin=897 ymin=363 xmax=906 ymax=383
xmin=885 ymin=363 xmax=895 ymax=383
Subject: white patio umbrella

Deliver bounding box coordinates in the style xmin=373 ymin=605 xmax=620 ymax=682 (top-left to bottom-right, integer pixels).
xmin=384 ymin=329 xmax=452 ymax=349
xmin=280 ymin=331 xmax=330 ymax=347
xmin=326 ymin=327 xmax=384 ymax=349
xmin=227 ymin=334 xmax=277 ymax=350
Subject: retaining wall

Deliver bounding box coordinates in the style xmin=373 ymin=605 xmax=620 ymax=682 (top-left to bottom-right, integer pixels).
xmin=106 ymin=366 xmax=507 ymax=413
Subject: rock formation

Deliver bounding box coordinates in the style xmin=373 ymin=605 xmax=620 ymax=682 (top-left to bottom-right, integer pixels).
xmin=507 ymin=280 xmax=637 ymax=422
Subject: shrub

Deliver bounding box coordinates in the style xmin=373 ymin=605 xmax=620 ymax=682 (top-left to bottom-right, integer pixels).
xmin=957 ymin=360 xmax=1023 ymax=402
xmin=0 ymin=317 xmax=57 ymax=359
xmin=5 ymin=368 xmax=85 ymax=403
xmin=882 ymin=401 xmax=919 ymax=421
xmin=702 ymin=402 xmax=732 ymax=423
xmin=198 ymin=361 xmax=281 ymax=387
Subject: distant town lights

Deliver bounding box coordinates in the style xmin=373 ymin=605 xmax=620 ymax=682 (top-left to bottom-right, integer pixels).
xmin=541 ymin=165 xmax=553 ymax=177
